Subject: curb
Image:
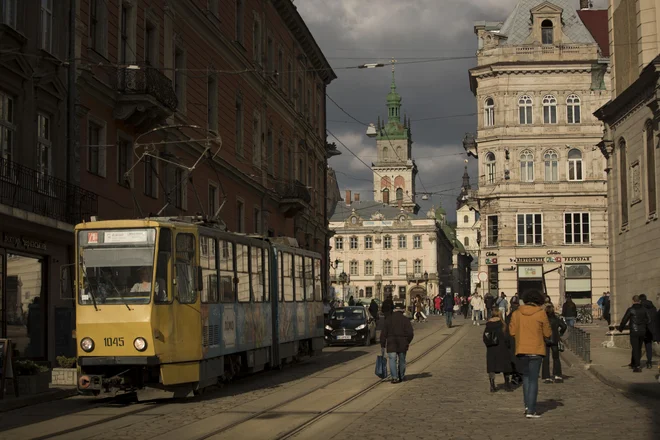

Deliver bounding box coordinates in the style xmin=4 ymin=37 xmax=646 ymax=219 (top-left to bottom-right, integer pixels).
xmin=0 ymin=388 xmax=78 ymax=413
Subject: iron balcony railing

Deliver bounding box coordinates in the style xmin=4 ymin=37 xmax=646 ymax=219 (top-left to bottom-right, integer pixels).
xmin=0 ymin=158 xmax=98 ymax=225
xmin=113 ymin=65 xmax=178 ymax=111
xmin=278 ymin=180 xmax=312 ymax=204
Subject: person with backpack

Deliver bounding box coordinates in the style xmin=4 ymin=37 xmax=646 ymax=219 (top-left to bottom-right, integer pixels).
xmin=542 ymin=304 xmax=567 ymax=383
xmin=484 ymin=308 xmax=513 ymax=392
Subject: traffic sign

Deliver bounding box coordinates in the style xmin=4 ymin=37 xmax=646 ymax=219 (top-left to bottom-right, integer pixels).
xmin=478 ymin=271 xmax=488 ymax=282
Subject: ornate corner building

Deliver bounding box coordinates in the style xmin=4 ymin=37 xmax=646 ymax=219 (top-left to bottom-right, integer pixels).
xmin=466 ymin=0 xmax=611 ymax=306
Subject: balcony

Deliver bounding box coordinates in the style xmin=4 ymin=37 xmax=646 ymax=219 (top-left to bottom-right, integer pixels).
xmin=278 ymin=180 xmax=311 ymax=217
xmin=0 ymin=158 xmax=98 ymax=225
xmin=112 ymin=66 xmax=178 ymax=130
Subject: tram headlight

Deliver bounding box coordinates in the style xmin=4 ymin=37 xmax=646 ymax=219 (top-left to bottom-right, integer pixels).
xmin=133 ymin=337 xmax=148 ymax=352
xmin=80 ymin=337 xmax=95 ymax=353
xmin=324 ymin=325 xmax=333 ymax=331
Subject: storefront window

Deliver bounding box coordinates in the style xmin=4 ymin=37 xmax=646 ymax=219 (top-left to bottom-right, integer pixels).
xmin=488 ymin=265 xmax=498 ymax=296
xmin=565 ymin=264 xmax=592 ymax=306
xmin=7 ymin=253 xmax=44 ymax=359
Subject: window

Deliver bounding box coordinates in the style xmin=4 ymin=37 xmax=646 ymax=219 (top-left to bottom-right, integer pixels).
xmin=117 ymin=138 xmax=132 ymax=187
xmin=252 ymin=112 xmax=261 ymax=166
xmin=646 ymin=121 xmax=657 ymax=215
xmin=396 ymin=188 xmax=403 ymax=201
xmin=567 ymin=94 xmax=581 ymax=124
xmin=365 ymin=287 xmax=373 ymax=298
xmin=398 ymin=235 xmax=407 ymax=248
xmin=413 ymin=259 xmax=422 ymax=274
xmin=1 ymin=0 xmax=17 ymax=28
xmin=365 ymin=260 xmax=373 ymax=276
xmin=303 ymin=256 xmax=313 ymax=301
xmin=382 ymin=188 xmax=390 ymax=204
xmin=235 ymin=0 xmax=244 ymax=44
xmin=266 ymin=129 xmax=274 ymax=175
xmin=293 ymin=255 xmax=303 ymax=301
xmin=517 ymin=214 xmax=543 ymax=246
xmin=484 ymin=98 xmax=495 ymax=127
xmin=541 ymin=19 xmax=553 ymax=44
xmin=144 ymin=155 xmax=158 ymax=198
xmin=175 ymin=234 xmax=196 ymax=304
xmin=235 ymin=93 xmax=243 ymax=156
xmin=39 ymin=0 xmax=53 ymax=52
xmin=350 ymin=236 xmax=358 ymax=249
xmin=463 ymin=215 xmax=469 ymax=223
xmin=296 ymin=77 xmax=302 ymax=111
xmin=487 ymin=216 xmax=498 ymax=246
xmin=277 ymin=49 xmax=283 ymax=87
xmin=37 ymin=113 xmax=51 ymax=190
xmin=568 ymin=149 xmax=583 ymax=181
xmin=252 ymin=15 xmax=261 ymax=64
xmin=564 ymin=213 xmax=590 ymax=244
xmin=542 ymin=95 xmax=557 ymax=124
xmin=383 ymin=260 xmax=392 ymax=276
xmin=282 ymin=252 xmax=293 ymax=302
xmin=207 ymin=75 xmax=218 ymax=132
xmin=253 ymin=207 xmax=261 ymax=234
xmin=544 ymin=150 xmax=558 ymax=182
xmin=90 ymin=0 xmax=100 ymax=50
xmin=398 ymin=260 xmax=407 ymax=275
xmin=236 ymin=244 xmax=250 ymax=302
xmin=485 ymin=152 xmax=496 ymax=184
xmin=519 ymin=95 xmax=533 ymax=125
xmin=219 ymin=240 xmax=235 ymax=302
xmin=277 ymin=139 xmax=284 ymax=178
xmin=365 ymin=236 xmax=373 ymax=249
xmin=335 ymin=237 xmax=343 ymax=250
xmin=520 ymin=149 xmax=534 ymax=182
xmin=200 ymin=236 xmax=218 ymax=304
xmin=145 ymin=20 xmax=157 ymax=66
xmin=87 ymin=121 xmax=105 ymax=176
xmin=464 ymin=237 xmax=471 ymax=247
xmin=0 ymin=91 xmax=14 ymax=165
xmin=208 ymin=183 xmax=218 ymax=216
xmin=314 ymin=258 xmax=322 ymax=301
xmin=349 ymin=260 xmax=358 ymax=276
xmin=252 ymin=248 xmax=265 ymax=302
xmin=119 ymin=5 xmax=129 ymax=63
xmin=174 ymin=167 xmax=186 ymax=209
xmin=413 ymin=235 xmax=422 ymax=249
xmin=383 ymin=235 xmax=392 ymax=249
xmin=287 ymin=60 xmax=293 ymax=98
xmin=266 ymin=37 xmax=274 ymax=74
xmin=173 ymin=44 xmax=185 ymax=110
xmin=619 ymin=139 xmax=629 ymax=225
xmin=236 ymin=199 xmax=245 ymax=232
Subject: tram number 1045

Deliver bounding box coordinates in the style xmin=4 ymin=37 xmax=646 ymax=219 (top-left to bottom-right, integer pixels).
xmin=104 ymin=337 xmax=125 ymax=347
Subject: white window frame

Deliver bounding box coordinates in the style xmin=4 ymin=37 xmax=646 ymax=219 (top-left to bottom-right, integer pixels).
xmin=87 ymin=117 xmax=107 ymax=178
xmin=349 ymin=260 xmax=358 ymax=276
xmin=541 ymin=20 xmax=554 ymax=44
xmin=0 ymin=91 xmax=15 ymax=164
xmin=516 ymin=213 xmax=543 ymax=246
xmin=398 ymin=235 xmax=407 ymax=249
xmin=383 ymin=260 xmax=392 ymax=276
xmin=542 ymin=95 xmax=557 ymax=124
xmin=486 ymin=215 xmax=498 ymax=247
xmin=564 ymin=212 xmax=591 ymax=245
xmin=567 ymin=148 xmax=584 ymax=181
xmin=350 ymin=236 xmax=358 ymax=250
xmin=485 ymin=152 xmax=496 ymax=184
xmin=383 ymin=235 xmax=392 ymax=249
xmin=566 ymin=94 xmax=581 ymax=124
xmin=544 ymin=149 xmax=558 ymax=182
xmin=398 ymin=260 xmax=407 ymax=276
xmin=484 ymin=97 xmax=495 ymax=127
xmin=116 ymin=133 xmax=134 ymax=187
xmin=518 ymin=95 xmax=533 ymax=125
xmin=1 ymin=0 xmax=17 ymax=28
xmin=520 ymin=149 xmax=534 ymax=182
xmin=335 ymin=237 xmax=343 ymax=250
xmin=413 ymin=259 xmax=422 ymax=274
xmin=39 ymin=0 xmax=53 ymax=52
xmin=413 ymin=235 xmax=422 ymax=249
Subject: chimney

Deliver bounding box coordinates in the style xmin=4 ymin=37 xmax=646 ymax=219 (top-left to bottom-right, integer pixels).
xmin=579 ymin=0 xmax=590 ymax=9
xmin=354 ymin=193 xmax=360 ymax=202
xmin=345 ymin=190 xmax=351 ymax=206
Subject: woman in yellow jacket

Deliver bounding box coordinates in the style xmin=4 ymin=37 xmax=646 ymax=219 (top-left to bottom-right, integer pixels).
xmin=509 ymin=290 xmax=552 ymax=419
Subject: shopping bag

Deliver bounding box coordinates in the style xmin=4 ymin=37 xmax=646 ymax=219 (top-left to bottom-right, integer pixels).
xmin=375 ymin=349 xmax=387 ymax=379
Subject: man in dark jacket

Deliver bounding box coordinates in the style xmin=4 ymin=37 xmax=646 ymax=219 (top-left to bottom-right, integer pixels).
xmin=381 ymin=294 xmax=394 ymax=320
xmin=618 ymin=295 xmax=651 ymax=372
xmin=380 ymin=303 xmax=414 ymax=383
xmin=369 ymin=299 xmax=380 ymax=323
xmin=484 ymin=292 xmax=495 ymax=320
xmin=638 ymin=294 xmax=658 ymax=368
xmin=562 ymin=297 xmax=578 ymax=327
xmin=602 ymin=292 xmax=611 ymax=326
xmin=443 ymin=291 xmax=454 ymax=328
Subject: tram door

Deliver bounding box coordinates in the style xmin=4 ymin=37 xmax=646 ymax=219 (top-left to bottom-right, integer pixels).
xmin=270 ymin=248 xmax=281 ymax=368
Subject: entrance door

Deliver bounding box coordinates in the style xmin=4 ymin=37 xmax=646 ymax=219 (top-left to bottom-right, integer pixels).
xmin=517 ymin=265 xmax=544 ymax=298
xmin=6 ymin=253 xmax=44 ymax=359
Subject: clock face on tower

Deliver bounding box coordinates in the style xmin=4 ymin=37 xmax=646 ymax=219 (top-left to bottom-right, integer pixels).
xmin=351 ymin=217 xmax=357 ymax=224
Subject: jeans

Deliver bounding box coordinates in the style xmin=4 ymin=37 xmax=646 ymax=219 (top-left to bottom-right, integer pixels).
xmin=445 ymin=311 xmax=453 ymax=328
xmin=388 ymin=352 xmax=406 ymax=380
xmin=520 ymin=355 xmax=543 ymax=413
xmin=472 ymin=310 xmax=482 ymax=321
xmin=542 ymin=346 xmax=562 ymax=378
xmin=499 ymin=308 xmax=507 ymax=319
xmin=630 ymin=333 xmax=645 ymax=368
xmin=486 ymin=309 xmax=492 ymax=320
xmin=565 ymin=318 xmax=576 ymax=327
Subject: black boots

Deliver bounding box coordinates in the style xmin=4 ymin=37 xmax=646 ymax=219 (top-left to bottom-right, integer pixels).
xmin=504 ymin=375 xmax=512 ymax=392
xmin=489 ymin=378 xmax=497 ymax=392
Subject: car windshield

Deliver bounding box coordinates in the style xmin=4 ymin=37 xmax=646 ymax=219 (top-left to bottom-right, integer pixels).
xmin=331 ymin=307 xmax=365 ymax=320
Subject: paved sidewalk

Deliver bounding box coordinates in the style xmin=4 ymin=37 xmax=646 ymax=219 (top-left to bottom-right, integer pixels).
xmin=0 ymin=385 xmax=77 ymax=413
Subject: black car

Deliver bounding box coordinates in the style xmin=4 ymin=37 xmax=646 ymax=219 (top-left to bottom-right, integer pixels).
xmin=324 ymin=307 xmax=377 ymax=346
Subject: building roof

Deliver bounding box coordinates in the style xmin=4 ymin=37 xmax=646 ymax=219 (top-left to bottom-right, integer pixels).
xmin=576 ymin=9 xmax=609 ymax=57
xmin=330 ymin=201 xmax=423 ymax=223
xmin=498 ymin=0 xmax=597 ymax=47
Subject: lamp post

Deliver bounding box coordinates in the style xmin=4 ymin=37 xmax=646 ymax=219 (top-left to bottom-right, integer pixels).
xmin=376 ymin=280 xmax=382 ymax=300
xmin=338 ymin=271 xmax=349 ymax=305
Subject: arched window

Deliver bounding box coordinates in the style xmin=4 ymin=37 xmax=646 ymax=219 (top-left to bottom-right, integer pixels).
xmin=382 ymin=188 xmax=390 ymax=204
xmin=567 ymin=94 xmax=581 ymax=124
xmin=542 ymin=95 xmax=557 ymax=124
xmin=396 ymin=188 xmax=403 ymax=201
xmin=463 ymin=215 xmax=469 ymax=224
xmin=645 ymin=120 xmax=656 ymax=214
xmin=396 ymin=146 xmax=403 ymax=161
xmin=382 ymin=146 xmax=389 ymax=161
xmin=520 ymin=149 xmax=534 ymax=182
xmin=484 ymin=98 xmax=495 ymax=127
xmin=519 ymin=95 xmax=533 ymax=125
xmin=619 ymin=139 xmax=628 ymax=225
xmin=544 ymin=149 xmax=558 ymax=182
xmin=485 ymin=152 xmax=496 ymax=184
xmin=542 ymin=19 xmax=553 ymax=44
xmin=464 ymin=237 xmax=470 ymax=247
xmin=568 ymin=148 xmax=583 ymax=181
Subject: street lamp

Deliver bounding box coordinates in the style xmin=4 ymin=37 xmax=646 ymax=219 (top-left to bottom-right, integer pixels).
xmin=338 ymin=271 xmax=350 ymax=305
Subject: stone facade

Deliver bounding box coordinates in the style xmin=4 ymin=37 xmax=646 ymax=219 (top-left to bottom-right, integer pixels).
xmin=455 ymin=166 xmax=481 ymax=294
xmin=594 ymin=0 xmax=660 ymax=322
xmin=466 ymin=1 xmax=611 ymax=307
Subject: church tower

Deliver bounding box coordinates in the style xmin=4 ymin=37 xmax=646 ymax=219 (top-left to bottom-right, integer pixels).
xmin=369 ymin=63 xmax=419 ymax=214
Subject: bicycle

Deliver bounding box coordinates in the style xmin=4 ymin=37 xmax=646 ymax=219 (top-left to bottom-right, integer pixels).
xmin=576 ymin=305 xmax=593 ymax=324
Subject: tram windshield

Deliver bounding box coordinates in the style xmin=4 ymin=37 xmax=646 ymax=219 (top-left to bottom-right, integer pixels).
xmin=77 ymin=229 xmax=157 ymax=306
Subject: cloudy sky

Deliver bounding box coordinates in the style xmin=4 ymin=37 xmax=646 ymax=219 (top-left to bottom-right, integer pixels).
xmin=296 ymin=0 xmax=608 ymax=220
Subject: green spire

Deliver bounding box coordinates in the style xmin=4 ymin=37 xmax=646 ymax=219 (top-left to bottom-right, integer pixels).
xmin=386 ymin=59 xmax=402 ymax=123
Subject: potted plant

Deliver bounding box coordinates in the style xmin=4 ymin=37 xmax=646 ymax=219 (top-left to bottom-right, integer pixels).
xmin=52 ymin=356 xmax=78 ymax=386
xmin=14 ymin=360 xmax=51 ymax=395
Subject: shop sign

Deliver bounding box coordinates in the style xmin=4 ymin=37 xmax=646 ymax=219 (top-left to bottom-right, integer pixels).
xmin=485 ymin=258 xmax=498 ymax=265
xmin=485 ymin=252 xmax=497 ymax=257
xmin=2 ymin=233 xmax=47 ymax=251
xmin=511 ymin=256 xmax=561 ymax=264
xmin=563 ymin=256 xmax=591 ymax=262
xmin=546 ymin=250 xmax=561 ymax=255
xmin=518 ymin=265 xmax=542 ymax=278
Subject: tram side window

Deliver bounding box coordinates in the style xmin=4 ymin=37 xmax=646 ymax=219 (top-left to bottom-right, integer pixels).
xmin=200 ymin=236 xmax=219 ymax=303
xmin=264 ymin=249 xmax=270 ymax=302
xmin=304 ymin=256 xmax=314 ymax=302
xmin=236 ymin=244 xmax=250 ymax=302
xmin=175 ymin=233 xmax=196 ymax=304
xmin=219 ymin=240 xmax=235 ymax=303
xmin=294 ymin=255 xmax=304 ymax=302
xmin=283 ymin=252 xmax=294 ymax=302
xmin=252 ymin=247 xmax=264 ymax=302
xmin=278 ymin=251 xmax=284 ymax=302
xmin=314 ymin=258 xmax=323 ymax=302
xmin=155 ymin=228 xmax=172 ymax=303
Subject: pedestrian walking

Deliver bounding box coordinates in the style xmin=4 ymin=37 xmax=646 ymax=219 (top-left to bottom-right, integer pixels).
xmin=638 ymin=294 xmax=659 ymax=368
xmin=597 ymin=292 xmax=607 ymax=320
xmin=617 ymin=295 xmax=650 ymax=372
xmin=382 ymin=294 xmax=394 ymax=320
xmin=542 ymin=305 xmax=567 ymax=383
xmin=444 ymin=291 xmax=454 ymax=328
xmin=461 ymin=295 xmax=470 ymax=319
xmin=380 ymin=303 xmax=414 ymax=384
xmin=509 ymin=289 xmax=552 ymax=419
xmin=369 ymin=298 xmax=380 ymax=324
xmin=484 ymin=308 xmax=513 ymax=392
xmin=414 ymin=296 xmax=427 ymax=323
xmin=348 ymin=296 xmax=355 ymax=306
xmin=484 ymin=291 xmax=495 ymax=320
xmin=496 ymin=292 xmax=508 ymax=318
xmin=471 ymin=293 xmax=485 ymax=326
xmin=434 ymin=294 xmax=442 ymax=316
xmin=603 ymin=292 xmax=611 ymax=326
xmin=562 ymin=296 xmax=578 ymax=327
xmin=505 ymin=298 xmax=522 ymax=386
